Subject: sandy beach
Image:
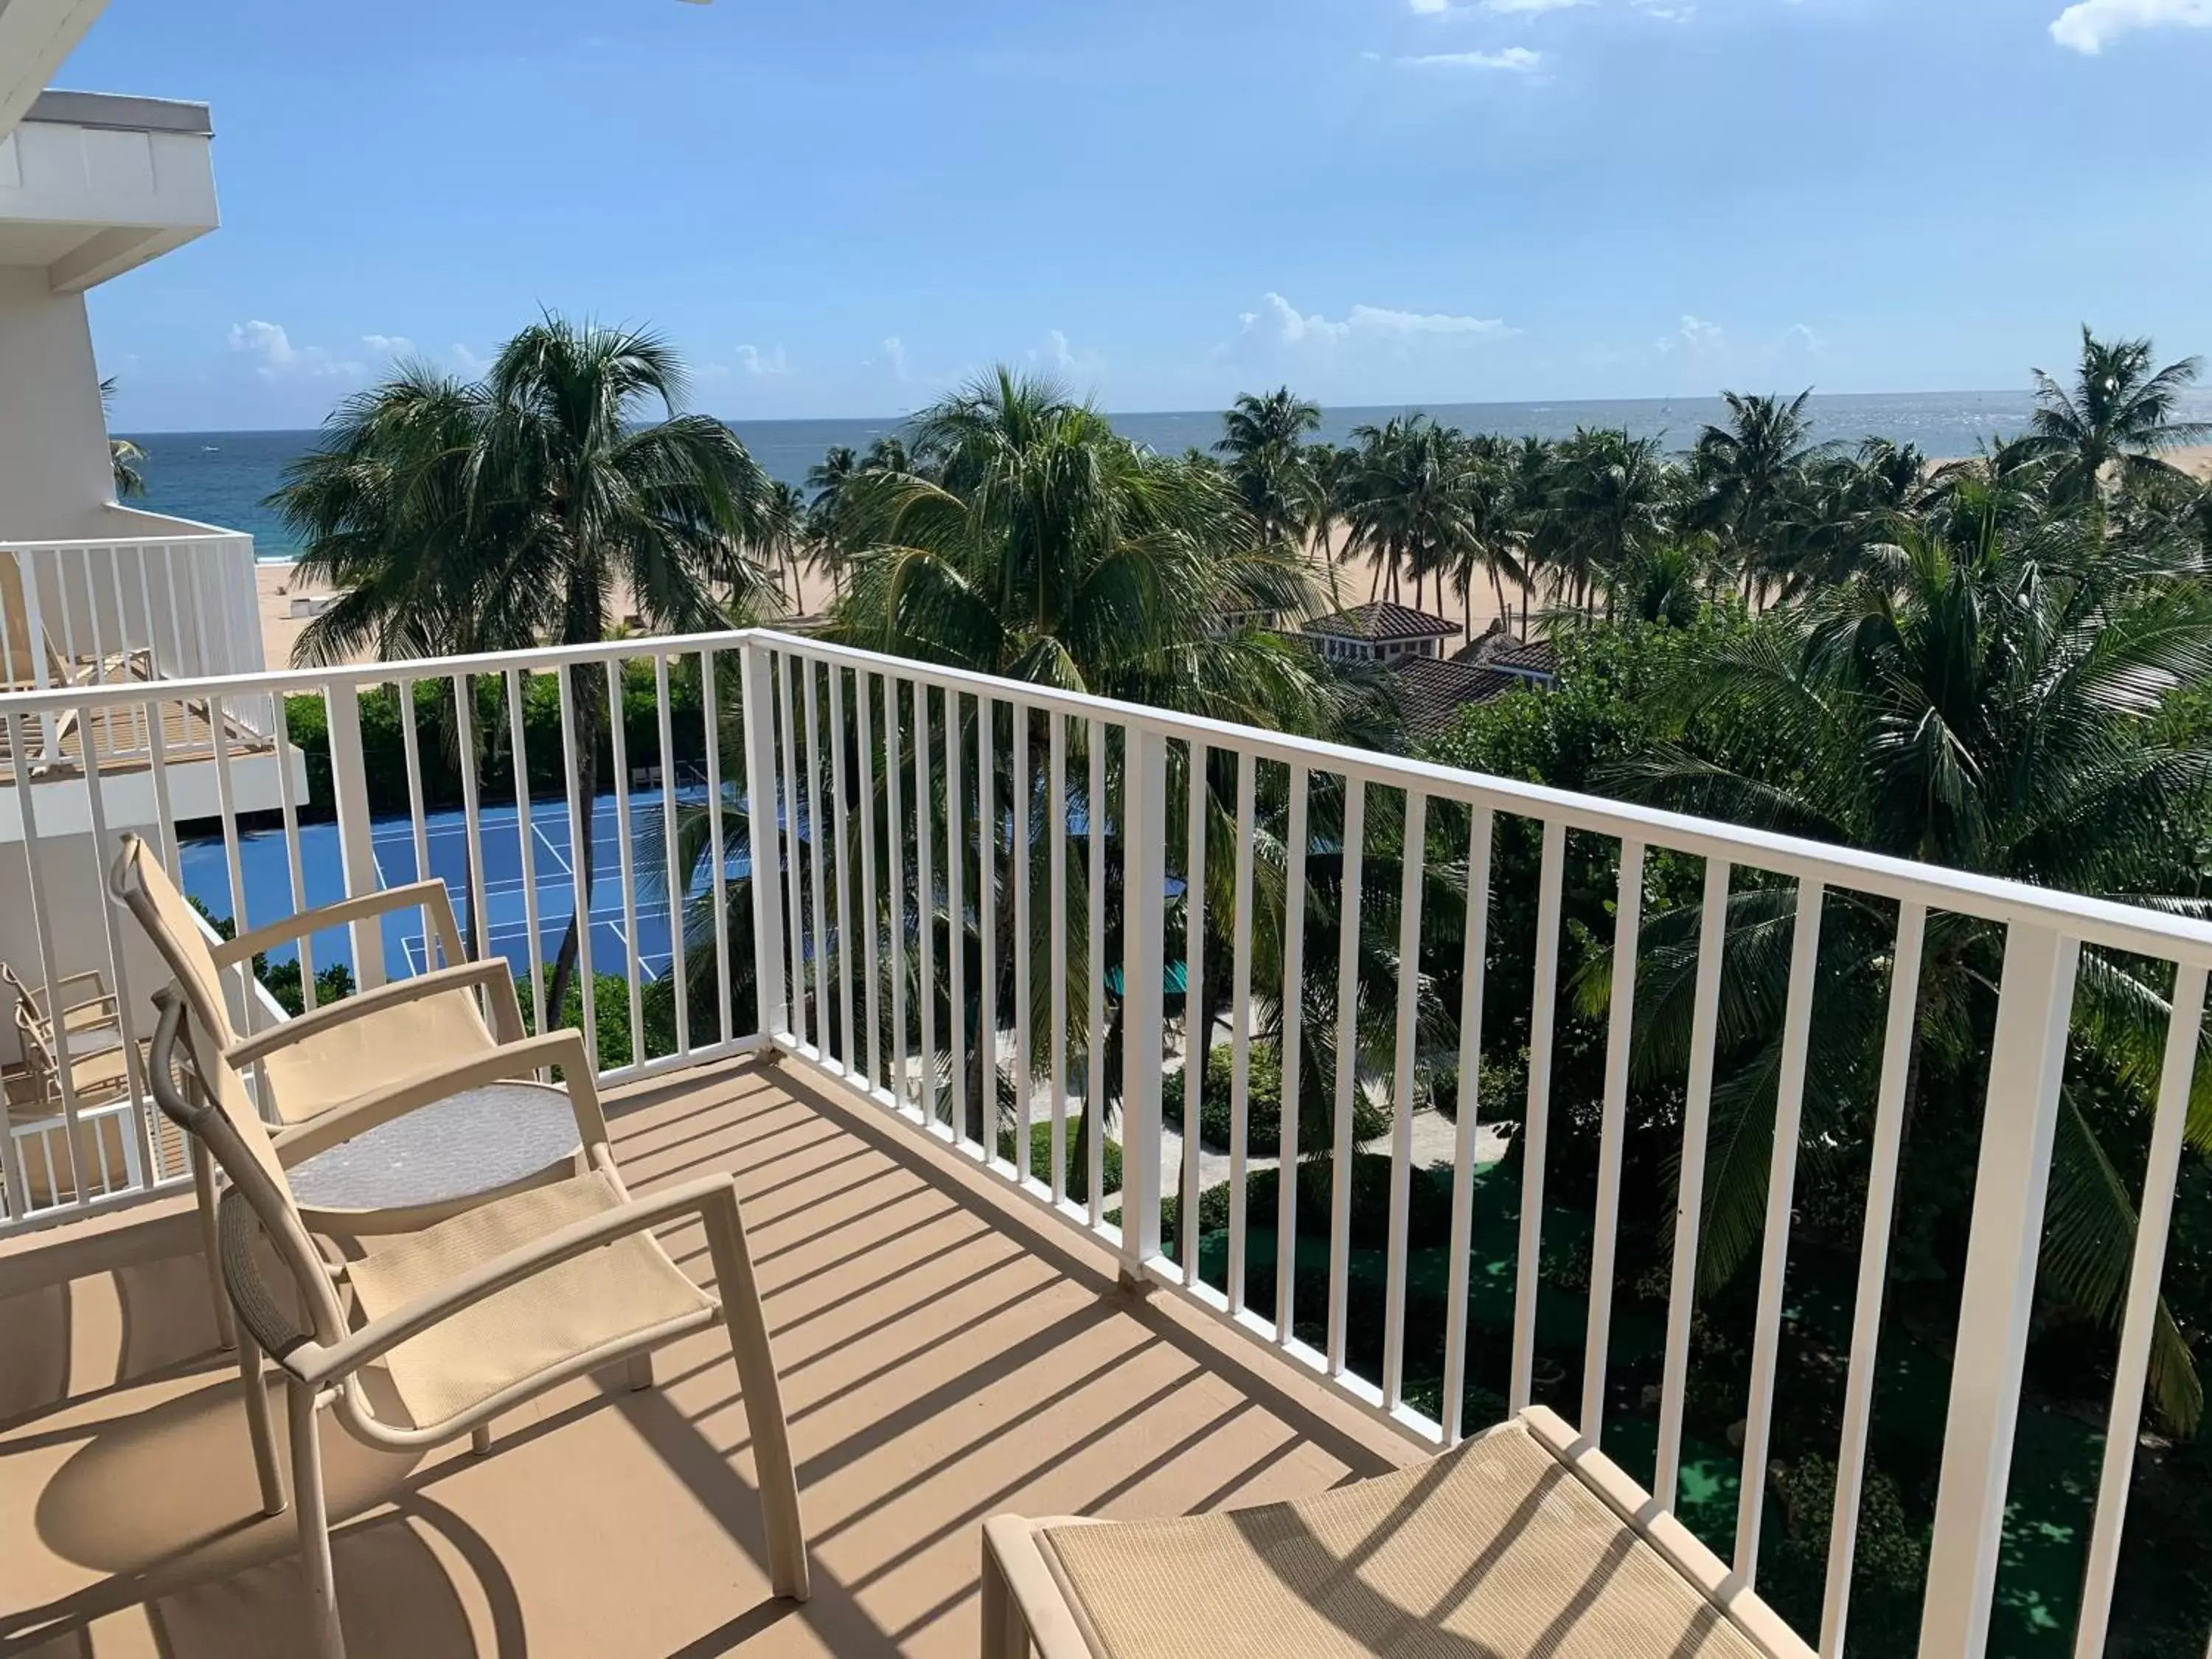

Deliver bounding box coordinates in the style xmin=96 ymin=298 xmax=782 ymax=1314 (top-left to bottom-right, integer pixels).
xmin=251 ymin=444 xmax=2212 ymax=670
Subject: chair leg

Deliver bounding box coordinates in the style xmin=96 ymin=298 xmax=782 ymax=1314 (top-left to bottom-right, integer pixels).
xmin=239 ymin=1329 xmax=287 ymax=1516
xmin=470 ymin=1424 xmax=493 ymax=1455
xmin=980 ymin=1540 xmax=1026 ymax=1659
xmin=703 ymin=1194 xmax=809 ymax=1602
xmin=192 ymin=1140 xmax=237 ymax=1352
xmin=627 ymin=1350 xmax=655 ymax=1392
xmin=288 ymin=1380 xmax=348 ymax=1659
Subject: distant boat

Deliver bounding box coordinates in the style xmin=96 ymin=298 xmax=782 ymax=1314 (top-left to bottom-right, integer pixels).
xmin=201 ymin=444 xmax=219 ymax=451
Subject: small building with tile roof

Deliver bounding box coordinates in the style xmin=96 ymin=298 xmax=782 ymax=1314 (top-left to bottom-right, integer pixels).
xmin=1299 ymin=602 xmax=1461 ymax=666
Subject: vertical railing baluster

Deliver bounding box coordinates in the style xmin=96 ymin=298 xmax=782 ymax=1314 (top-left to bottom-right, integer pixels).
xmin=947 ymin=689 xmax=969 ymax=1143
xmin=886 ymin=674 xmax=911 ymax=1110
xmin=324 ymin=681 xmax=386 ymax=990
xmin=1657 ymin=858 xmax=1732 ymax=1506
xmin=503 ymin=670 xmax=544 ymax=1030
xmin=558 ymin=669 xmax=599 ymax=1071
xmin=859 ymin=670 xmax=883 ymax=1089
xmin=777 ymin=654 xmax=807 ymax=1048
xmin=978 ymin=693 xmax=998 ymax=1160
xmin=607 ymin=658 xmax=647 ymax=1063
xmin=1180 ymin=740 xmax=1208 ymax=1284
xmin=1382 ymin=788 xmax=1426 ymax=1411
xmin=1822 ymin=901 xmax=1927 ymax=1657
xmin=1326 ymin=776 xmax=1367 ymax=1377
xmin=830 ymin=663 xmax=855 ymax=1077
xmin=1086 ymin=717 xmax=1107 ymax=1226
xmin=656 ymin=654 xmax=689 ymax=1060
xmin=1228 ymin=751 xmax=1258 ymax=1317
xmin=270 ymin=691 xmax=317 ymax=1010
xmin=397 ymin=678 xmax=434 ymax=970
xmin=1120 ymin=725 xmax=1168 ymax=1275
xmin=803 ymin=658 xmax=830 ymax=1068
xmin=1581 ymin=838 xmax=1646 ymax=1440
xmin=1277 ymin=764 xmax=1310 ymax=1347
xmin=1442 ymin=804 xmax=1494 ymax=1444
xmin=1012 ymin=700 xmax=1032 ymax=1179
xmin=1049 ymin=710 xmax=1069 ymax=1203
xmin=1509 ymin=818 xmax=1568 ymax=1412
xmin=1919 ymin=922 xmax=2079 ymax=1655
xmin=915 ymin=680 xmax=939 ymax=1130
xmin=737 ymin=642 xmax=787 ymax=1043
xmin=702 ymin=649 xmax=733 ymax=1044
xmin=453 ymin=675 xmax=492 ymax=965
xmin=1736 ymin=879 xmax=1826 ymax=1586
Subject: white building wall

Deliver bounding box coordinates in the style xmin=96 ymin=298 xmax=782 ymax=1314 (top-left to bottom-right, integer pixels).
xmin=0 ymin=264 xmax=111 ymax=539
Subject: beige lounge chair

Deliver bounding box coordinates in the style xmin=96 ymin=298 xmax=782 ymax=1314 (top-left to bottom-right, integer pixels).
xmin=108 ymin=832 xmax=528 ymax=1346
xmin=981 ymin=1407 xmax=1816 ymax=1659
xmin=138 ymin=979 xmax=808 ymax=1659
xmin=3 ymin=960 xmax=125 ymax=1052
xmin=5 ymin=1003 xmax=147 ymax=1206
xmin=1 ymin=550 xmax=156 ymax=771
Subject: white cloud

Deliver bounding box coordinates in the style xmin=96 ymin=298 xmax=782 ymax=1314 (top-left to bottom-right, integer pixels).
xmin=449 ymin=343 xmax=490 ymax=376
xmin=1232 ymin=292 xmax=1515 ymax=363
xmin=1787 ymin=322 xmax=1826 ymax=355
xmin=2050 ymin=0 xmax=2212 ymax=51
xmin=1399 ymin=46 xmax=1544 ymax=69
xmin=226 ymin=319 xmax=365 ymax=382
xmin=1485 ymin=0 xmax=1587 ymax=12
xmin=883 ymin=335 xmax=910 ymax=381
xmin=1630 ymin=0 xmax=1694 ymax=18
xmin=737 ymin=344 xmax=791 ymax=377
xmin=1408 ymin=0 xmax=1453 ymax=11
xmin=360 ymin=333 xmax=415 ymax=359
xmin=1655 ymin=313 xmax=1725 ymax=355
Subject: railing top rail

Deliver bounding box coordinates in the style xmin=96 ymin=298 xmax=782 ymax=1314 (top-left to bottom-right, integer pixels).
xmin=6 ymin=624 xmax=2212 ymax=968
xmin=0 ymin=527 xmax=256 ymax=552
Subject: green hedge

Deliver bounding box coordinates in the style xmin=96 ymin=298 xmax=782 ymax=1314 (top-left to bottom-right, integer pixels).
xmin=1167 ymin=1040 xmax=1390 ymax=1152
xmin=998 ymin=1119 xmax=1122 ymax=1203
xmin=284 ymin=660 xmax=713 ymax=823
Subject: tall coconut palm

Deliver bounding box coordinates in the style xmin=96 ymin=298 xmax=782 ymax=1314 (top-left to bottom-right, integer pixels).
xmin=2027 ymin=327 xmax=2210 ymax=506
xmin=758 ymin=479 xmax=810 ymax=608
xmin=1689 ymin=389 xmax=1821 ymax=602
xmin=1217 ymin=387 xmax=1322 ymax=552
xmin=804 ymin=445 xmax=859 ymax=605
xmin=274 ymin=317 xmax=780 ymax=1022
xmin=1607 ymin=511 xmax=2212 ymax=1429
xmin=1340 ymin=414 xmax=1481 ymax=611
xmin=1539 ymin=427 xmax=1669 ymax=618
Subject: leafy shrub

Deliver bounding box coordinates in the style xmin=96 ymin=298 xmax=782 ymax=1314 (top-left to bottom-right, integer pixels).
xmin=999 ymin=1119 xmax=1121 ymax=1201
xmin=1168 ymin=1040 xmax=1388 ymax=1151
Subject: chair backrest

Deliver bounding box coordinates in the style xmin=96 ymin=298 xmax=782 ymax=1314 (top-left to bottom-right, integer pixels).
xmin=105 ymin=834 xmax=242 ymax=1049
xmin=1 ymin=962 xmax=41 ymax=1032
xmin=1 ymin=552 xmax=34 ymax=686
xmin=142 ymin=984 xmax=347 ymax=1349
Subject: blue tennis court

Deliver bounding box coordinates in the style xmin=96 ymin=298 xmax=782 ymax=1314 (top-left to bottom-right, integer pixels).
xmin=180 ymin=769 xmax=751 ymax=990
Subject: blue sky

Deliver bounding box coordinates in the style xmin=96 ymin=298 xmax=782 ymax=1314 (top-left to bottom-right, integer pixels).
xmin=64 ymin=0 xmax=2212 ymax=431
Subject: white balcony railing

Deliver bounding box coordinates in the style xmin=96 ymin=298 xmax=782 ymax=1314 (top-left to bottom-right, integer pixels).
xmin=0 ymin=629 xmax=2205 ymax=1659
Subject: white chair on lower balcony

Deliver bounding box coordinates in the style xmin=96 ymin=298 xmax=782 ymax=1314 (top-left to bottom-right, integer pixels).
xmin=137 ymin=982 xmax=809 ymax=1659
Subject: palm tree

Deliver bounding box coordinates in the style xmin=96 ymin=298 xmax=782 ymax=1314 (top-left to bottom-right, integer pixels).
xmin=2027 ymin=327 xmax=2210 ymax=506
xmin=273 ymin=317 xmax=780 ymax=1022
xmin=1217 ymin=387 xmax=1322 ymax=552
xmin=1340 ymin=414 xmax=1486 ymax=611
xmin=1608 ymin=510 xmax=2212 ymax=1428
xmin=1539 ymin=427 xmax=1669 ymax=619
xmin=758 ymin=479 xmax=810 ymax=608
xmin=1774 ymin=437 xmax=1925 ymax=595
xmin=824 ymin=368 xmax=1376 ymax=1145
xmin=1689 ymin=389 xmax=1821 ymax=602
xmin=99 ymin=378 xmax=146 ymax=498
xmin=804 ymin=445 xmax=860 ymax=604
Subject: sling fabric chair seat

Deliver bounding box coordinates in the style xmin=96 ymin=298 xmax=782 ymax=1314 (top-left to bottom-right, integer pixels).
xmin=984 ymin=1408 xmax=1814 ymax=1659
xmin=345 ymin=1166 xmax=719 ymax=1427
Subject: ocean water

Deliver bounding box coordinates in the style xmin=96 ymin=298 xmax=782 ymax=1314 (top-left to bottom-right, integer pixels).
xmin=119 ymin=391 xmax=2160 ymax=560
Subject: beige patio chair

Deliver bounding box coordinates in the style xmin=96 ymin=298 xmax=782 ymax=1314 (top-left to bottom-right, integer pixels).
xmin=5 ymin=1005 xmax=144 ymax=1207
xmin=1 ymin=550 xmax=156 ymax=771
xmin=108 ymin=832 xmax=528 ymax=1347
xmin=139 ymin=983 xmax=808 ymax=1659
xmin=3 ymin=960 xmax=125 ymax=1051
xmin=981 ymin=1406 xmax=1816 ymax=1659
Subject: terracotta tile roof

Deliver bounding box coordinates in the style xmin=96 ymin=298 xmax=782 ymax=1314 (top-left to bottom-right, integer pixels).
xmin=1301 ymin=602 xmax=1461 ymax=643
xmin=1391 ymin=657 xmax=1517 ymax=737
xmin=1489 ymin=638 xmax=1557 ymax=678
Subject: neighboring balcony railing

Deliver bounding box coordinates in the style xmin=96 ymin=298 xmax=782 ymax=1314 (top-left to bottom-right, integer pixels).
xmin=0 ymin=628 xmax=2205 ymax=1659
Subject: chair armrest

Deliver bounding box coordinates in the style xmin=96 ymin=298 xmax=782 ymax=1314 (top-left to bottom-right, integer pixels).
xmin=225 ymin=960 xmax=522 ymax=1068
xmin=59 ymin=993 xmax=122 ymax=1022
xmin=271 ymin=1026 xmax=608 ymax=1168
xmin=210 ymin=880 xmax=465 ymax=973
xmin=983 ymin=1516 xmax=1103 ymax=1659
xmin=53 ymin=969 xmax=109 ymax=1004
xmin=284 ymin=1173 xmax=740 ymax=1387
